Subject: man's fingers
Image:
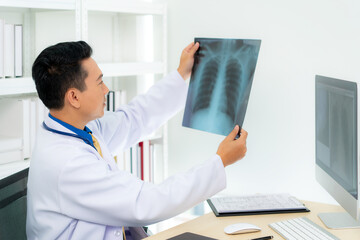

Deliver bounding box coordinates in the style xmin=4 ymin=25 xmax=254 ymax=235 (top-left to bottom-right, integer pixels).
xmin=184 ymin=42 xmax=195 ymax=52
xmin=225 ymin=125 xmax=239 ymax=142
xmin=238 ymin=128 xmax=248 ymax=141
xmin=190 ymin=42 xmax=200 ymax=55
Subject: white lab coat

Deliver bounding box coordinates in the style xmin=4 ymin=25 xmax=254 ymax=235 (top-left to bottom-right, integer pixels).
xmin=26 ymin=71 xmax=227 ymax=240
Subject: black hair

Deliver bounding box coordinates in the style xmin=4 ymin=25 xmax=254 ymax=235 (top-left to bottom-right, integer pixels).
xmin=32 ymin=41 xmax=93 ymax=109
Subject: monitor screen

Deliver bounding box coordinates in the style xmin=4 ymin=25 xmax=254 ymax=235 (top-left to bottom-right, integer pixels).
xmin=316 ymin=76 xmax=358 ymax=200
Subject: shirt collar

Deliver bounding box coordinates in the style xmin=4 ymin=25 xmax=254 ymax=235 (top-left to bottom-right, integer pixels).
xmin=48 ymin=113 xmax=94 ymax=146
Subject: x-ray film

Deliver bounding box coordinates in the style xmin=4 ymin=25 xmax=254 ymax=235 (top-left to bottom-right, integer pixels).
xmin=182 ymin=38 xmax=261 ymax=136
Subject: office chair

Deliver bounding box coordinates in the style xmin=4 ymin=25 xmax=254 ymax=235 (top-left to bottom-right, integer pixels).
xmin=0 ymin=168 xmax=28 ymax=240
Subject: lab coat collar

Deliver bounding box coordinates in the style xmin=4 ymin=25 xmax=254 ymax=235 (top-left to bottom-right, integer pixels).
xmin=45 ymin=113 xmax=94 ymax=147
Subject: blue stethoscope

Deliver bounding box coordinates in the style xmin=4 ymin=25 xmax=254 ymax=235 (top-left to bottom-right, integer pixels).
xmin=43 ymin=121 xmax=112 ymax=170
xmin=42 ymin=122 xmax=97 ymax=151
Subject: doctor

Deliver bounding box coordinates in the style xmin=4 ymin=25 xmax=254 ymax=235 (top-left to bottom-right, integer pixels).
xmin=26 ymin=41 xmax=248 ymax=240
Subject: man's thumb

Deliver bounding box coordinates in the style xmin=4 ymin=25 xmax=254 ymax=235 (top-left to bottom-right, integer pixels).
xmin=225 ymin=125 xmax=239 ymax=141
xmin=190 ymin=42 xmax=200 ymax=55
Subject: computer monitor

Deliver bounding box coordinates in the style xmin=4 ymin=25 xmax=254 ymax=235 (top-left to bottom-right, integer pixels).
xmin=315 ymin=75 xmax=360 ymax=229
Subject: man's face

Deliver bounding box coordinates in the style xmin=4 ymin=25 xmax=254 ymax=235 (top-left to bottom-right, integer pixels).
xmin=79 ymin=57 xmax=109 ymax=121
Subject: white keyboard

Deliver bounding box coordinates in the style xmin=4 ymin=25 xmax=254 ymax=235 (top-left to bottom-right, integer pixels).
xmin=269 ymin=217 xmax=340 ymax=240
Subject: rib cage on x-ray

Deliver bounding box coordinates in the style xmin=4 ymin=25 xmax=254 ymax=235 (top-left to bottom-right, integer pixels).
xmin=193 ymin=58 xmax=219 ymax=113
xmin=183 ymin=38 xmax=261 ymax=136
xmin=224 ymin=58 xmax=242 ymax=120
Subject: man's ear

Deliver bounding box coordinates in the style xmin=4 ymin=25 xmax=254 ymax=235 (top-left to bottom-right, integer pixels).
xmin=65 ymin=88 xmax=81 ymax=109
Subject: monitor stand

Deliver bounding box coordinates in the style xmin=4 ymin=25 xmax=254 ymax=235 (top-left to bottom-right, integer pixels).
xmin=318 ymin=212 xmax=360 ymax=229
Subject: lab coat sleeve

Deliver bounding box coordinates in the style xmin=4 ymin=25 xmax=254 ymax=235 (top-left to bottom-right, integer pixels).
xmin=93 ymin=71 xmax=187 ymax=153
xmin=57 ymin=151 xmax=226 ymax=227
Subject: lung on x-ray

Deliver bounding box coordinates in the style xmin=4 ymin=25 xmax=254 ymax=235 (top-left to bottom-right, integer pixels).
xmin=182 ymin=38 xmax=261 ymax=136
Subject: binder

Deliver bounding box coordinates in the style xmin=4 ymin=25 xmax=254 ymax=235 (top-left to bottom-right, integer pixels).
xmin=150 ymin=142 xmax=154 ymax=183
xmin=138 ymin=142 xmax=144 ymax=180
xmin=30 ymin=99 xmax=36 ymax=154
xmin=4 ymin=23 xmax=14 ymax=77
xmin=0 ymin=149 xmax=23 ymax=165
xmin=131 ymin=146 xmax=138 ymax=176
xmin=136 ymin=144 xmax=141 ymax=178
xmin=143 ymin=140 xmax=150 ymax=182
xmin=14 ymin=24 xmax=23 ymax=77
xmin=0 ymin=19 xmax=4 ymax=78
xmin=22 ymin=99 xmax=31 ymax=159
xmin=0 ymin=99 xmax=27 ymax=161
xmin=107 ymin=91 xmax=114 ymax=111
xmin=0 ymin=136 xmax=22 ymax=152
xmin=124 ymin=148 xmax=131 ymax=173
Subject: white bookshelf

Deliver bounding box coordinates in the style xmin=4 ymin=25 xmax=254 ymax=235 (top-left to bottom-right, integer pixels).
xmin=0 ymin=77 xmax=35 ymax=96
xmin=0 ymin=0 xmax=76 ymax=10
xmin=0 ymin=0 xmax=169 ymax=189
xmin=0 ymin=159 xmax=29 ymax=180
xmin=98 ymin=62 xmax=165 ymax=77
xmin=86 ymin=0 xmax=165 ymax=15
xmin=84 ymin=0 xmax=169 ymax=183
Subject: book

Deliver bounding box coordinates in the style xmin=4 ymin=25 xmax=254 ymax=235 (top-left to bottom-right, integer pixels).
xmin=124 ymin=148 xmax=131 ymax=173
xmin=30 ymin=99 xmax=36 ymax=154
xmin=114 ymin=90 xmax=126 ymax=111
xmin=0 ymin=19 xmax=4 ymax=78
xmin=207 ymin=193 xmax=309 ymax=217
xmin=138 ymin=142 xmax=144 ymax=180
xmin=113 ymin=90 xmax=128 ymax=168
xmin=114 ymin=90 xmax=121 ymax=111
xmin=152 ymin=143 xmax=162 ymax=184
xmin=136 ymin=145 xmax=141 ymax=178
xmin=149 ymin=142 xmax=154 ymax=183
xmin=182 ymin=38 xmax=261 ymax=136
xmin=22 ymin=99 xmax=31 ymax=159
xmin=0 ymin=149 xmax=23 ymax=165
xmin=107 ymin=91 xmax=114 ymax=111
xmin=167 ymin=232 xmax=218 ymax=240
xmin=0 ymin=136 xmax=22 ymax=152
xmin=143 ymin=140 xmax=150 ymax=182
xmin=130 ymin=146 xmax=134 ymax=174
xmin=4 ymin=23 xmax=14 ymax=78
xmin=116 ymin=151 xmax=125 ymax=170
xmin=131 ymin=146 xmax=138 ymax=177
xmin=0 ymin=99 xmax=27 ymax=159
xmin=14 ymin=24 xmax=23 ymax=77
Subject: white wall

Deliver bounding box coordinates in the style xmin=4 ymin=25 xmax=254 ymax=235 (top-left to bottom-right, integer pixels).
xmin=166 ymin=0 xmax=360 ymax=204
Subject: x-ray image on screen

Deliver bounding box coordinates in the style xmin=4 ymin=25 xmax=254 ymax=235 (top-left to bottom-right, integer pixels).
xmin=182 ymin=38 xmax=261 ymax=136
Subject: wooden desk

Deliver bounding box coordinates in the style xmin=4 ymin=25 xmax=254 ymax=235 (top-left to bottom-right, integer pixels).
xmin=145 ymin=201 xmax=360 ymax=239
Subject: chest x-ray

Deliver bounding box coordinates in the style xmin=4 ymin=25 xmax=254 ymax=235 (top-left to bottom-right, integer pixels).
xmin=182 ymin=38 xmax=261 ymax=136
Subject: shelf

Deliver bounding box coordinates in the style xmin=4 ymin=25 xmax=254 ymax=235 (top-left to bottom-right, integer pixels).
xmin=87 ymin=0 xmax=165 ymax=15
xmin=0 ymin=0 xmax=75 ymax=10
xmin=146 ymin=135 xmax=163 ymax=143
xmin=0 ymin=77 xmax=36 ymax=96
xmin=0 ymin=62 xmax=166 ymax=95
xmin=0 ymin=0 xmax=168 ymax=183
xmin=0 ymin=136 xmax=22 ymax=152
xmin=0 ymin=159 xmax=29 ymax=180
xmin=98 ymin=62 xmax=165 ymax=77
xmin=137 ymin=133 xmax=163 ymax=143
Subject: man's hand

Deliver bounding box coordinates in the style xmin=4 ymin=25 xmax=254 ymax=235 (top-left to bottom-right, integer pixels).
xmin=177 ymin=42 xmax=200 ymax=80
xmin=216 ymin=126 xmax=248 ymax=167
